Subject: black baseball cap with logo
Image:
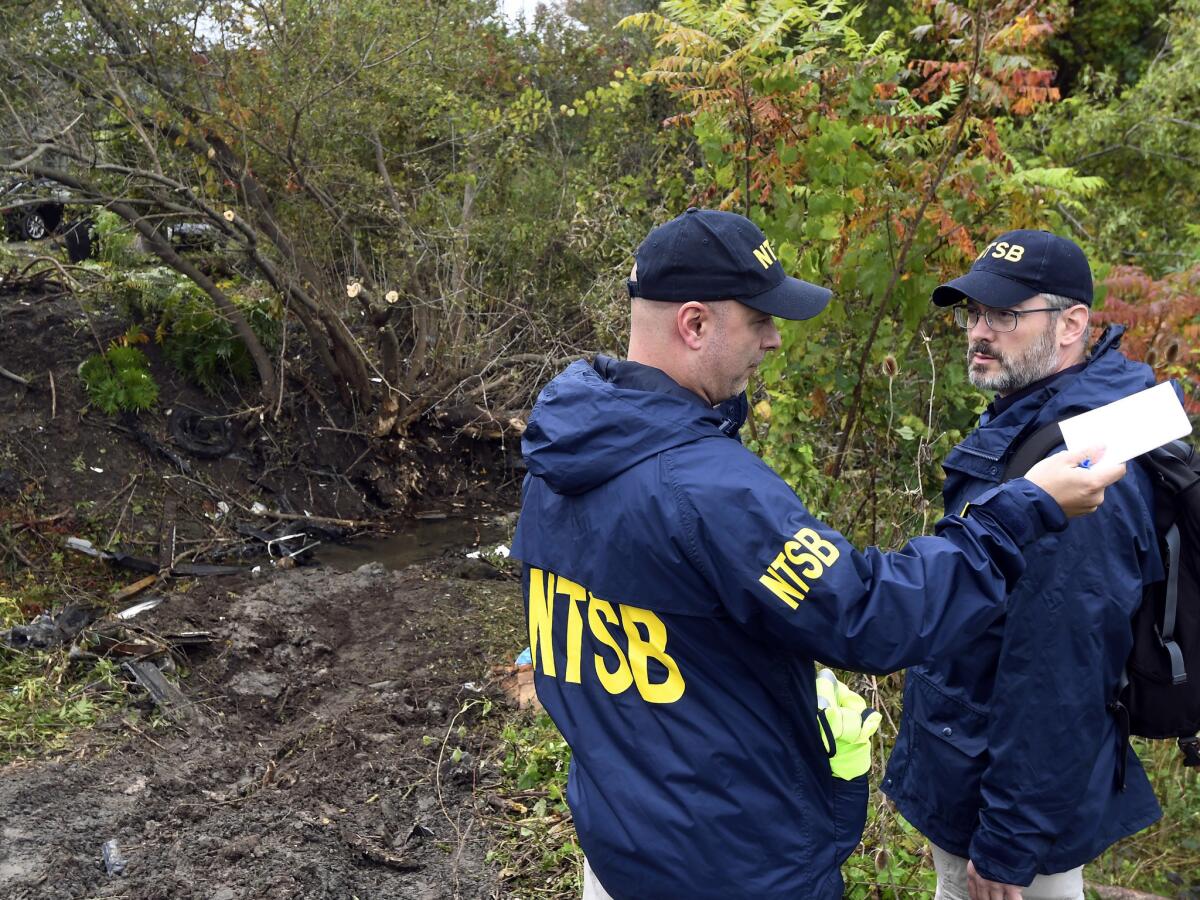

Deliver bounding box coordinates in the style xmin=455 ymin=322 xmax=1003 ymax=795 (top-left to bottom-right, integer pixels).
xmin=931 ymin=229 xmax=1093 ymax=309
xmin=628 ymin=208 xmax=831 ymax=320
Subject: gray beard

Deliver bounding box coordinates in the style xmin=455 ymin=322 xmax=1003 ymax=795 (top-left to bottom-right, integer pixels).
xmin=968 ymin=323 xmax=1060 ymax=394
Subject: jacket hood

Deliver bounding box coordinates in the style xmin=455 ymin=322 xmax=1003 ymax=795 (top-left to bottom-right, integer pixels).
xmin=522 ymin=359 xmax=725 ymax=495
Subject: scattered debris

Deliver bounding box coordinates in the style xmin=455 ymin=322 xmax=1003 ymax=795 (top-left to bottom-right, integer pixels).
xmin=403 ymin=822 xmax=434 ymax=847
xmin=0 ymin=593 xmax=217 ymax=726
xmin=115 ymin=596 xmax=164 ymax=621
xmin=65 ymin=538 xmax=163 ymax=573
xmin=167 ymin=409 xmax=236 ymax=459
xmin=100 ymin=838 xmax=127 ymax=876
xmin=65 ymin=536 xmax=105 ymax=558
xmin=107 ymin=552 xmax=160 ymax=574
xmin=66 ymin=536 xmax=248 ymax=577
xmin=122 ymin=412 xmax=193 ymax=475
xmin=465 ymin=543 xmax=510 ymax=560
xmin=492 ymin=660 xmax=539 ymax=711
xmin=172 ymin=562 xmax=246 ymax=577
xmin=123 ymin=658 xmax=206 ymax=728
xmin=113 ymin=575 xmax=160 ymax=604
xmin=340 ymin=825 xmax=422 ymax=871
xmin=2 ymin=603 xmax=98 ymax=650
xmin=233 ymin=524 xmax=322 ymax=562
xmin=162 ymin=631 xmax=213 ymax=649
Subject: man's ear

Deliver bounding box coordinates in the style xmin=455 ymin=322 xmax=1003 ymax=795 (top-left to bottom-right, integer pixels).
xmin=1059 ymin=303 xmax=1090 ymax=348
xmin=677 ymin=301 xmax=709 ymax=350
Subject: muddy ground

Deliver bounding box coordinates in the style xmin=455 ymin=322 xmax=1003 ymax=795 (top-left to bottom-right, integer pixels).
xmin=1 ymin=245 xmax=539 ymax=898
xmin=0 ymin=244 xmax=526 ymax=531
xmin=1 ymin=558 xmax=530 ymax=900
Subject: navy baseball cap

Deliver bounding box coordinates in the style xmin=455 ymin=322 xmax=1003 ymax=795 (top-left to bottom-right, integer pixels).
xmin=931 ymin=229 xmax=1093 ymax=308
xmin=628 ymin=208 xmax=831 ymax=320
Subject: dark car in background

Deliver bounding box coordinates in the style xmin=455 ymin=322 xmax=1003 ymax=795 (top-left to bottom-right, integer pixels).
xmin=1 ymin=178 xmax=68 ymax=241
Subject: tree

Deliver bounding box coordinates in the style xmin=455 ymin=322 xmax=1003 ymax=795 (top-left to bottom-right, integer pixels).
xmin=0 ymin=0 xmax=667 ymax=506
xmin=623 ymin=0 xmax=1102 ymax=534
xmin=1016 ymin=0 xmax=1200 ymax=275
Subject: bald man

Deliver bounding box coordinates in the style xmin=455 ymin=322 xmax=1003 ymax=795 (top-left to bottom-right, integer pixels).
xmin=510 ymin=208 xmax=1123 ymax=900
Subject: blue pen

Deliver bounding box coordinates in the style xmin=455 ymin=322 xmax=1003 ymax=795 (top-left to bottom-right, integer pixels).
xmin=1079 ymin=458 xmax=1092 ymax=469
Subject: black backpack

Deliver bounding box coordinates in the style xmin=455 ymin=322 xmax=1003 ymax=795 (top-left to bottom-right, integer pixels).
xmin=1005 ymin=424 xmax=1200 ymax=773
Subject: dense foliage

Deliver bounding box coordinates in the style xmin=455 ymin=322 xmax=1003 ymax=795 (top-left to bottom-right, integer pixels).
xmin=1 ymin=0 xmax=1197 ymax=894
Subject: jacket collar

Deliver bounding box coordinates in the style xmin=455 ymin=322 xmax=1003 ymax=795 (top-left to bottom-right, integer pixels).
xmin=592 ymin=355 xmax=708 ymax=408
xmin=948 ymin=325 xmax=1140 ymax=469
xmin=592 ymin=355 xmax=748 ymax=438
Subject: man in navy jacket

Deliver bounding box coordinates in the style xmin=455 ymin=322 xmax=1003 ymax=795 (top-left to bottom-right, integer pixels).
xmin=511 ymin=211 xmax=1125 ymax=900
xmin=883 ymin=231 xmax=1163 ymax=900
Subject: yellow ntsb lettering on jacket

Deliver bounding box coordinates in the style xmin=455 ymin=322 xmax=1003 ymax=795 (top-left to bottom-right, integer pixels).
xmin=527 ymin=567 xmax=685 ymax=704
xmin=757 ymin=527 xmax=841 ymax=609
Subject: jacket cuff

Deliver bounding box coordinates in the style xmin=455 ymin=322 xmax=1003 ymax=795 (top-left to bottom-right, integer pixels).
xmin=965 ymin=479 xmax=1067 ymax=547
xmin=969 ymin=830 xmax=1037 ymax=888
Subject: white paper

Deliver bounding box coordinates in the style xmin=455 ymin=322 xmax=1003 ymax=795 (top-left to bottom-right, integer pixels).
xmin=1058 ymin=381 xmax=1191 ymax=464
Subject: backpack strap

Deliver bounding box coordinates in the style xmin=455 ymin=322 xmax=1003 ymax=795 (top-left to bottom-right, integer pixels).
xmin=1002 ymin=422 xmax=1065 ymax=480
xmin=1141 ymin=441 xmax=1196 ymax=686
xmin=1161 ymin=523 xmax=1187 ymax=685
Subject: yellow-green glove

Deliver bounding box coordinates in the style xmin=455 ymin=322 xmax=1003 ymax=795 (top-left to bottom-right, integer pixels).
xmin=816 ymin=668 xmax=883 ymax=780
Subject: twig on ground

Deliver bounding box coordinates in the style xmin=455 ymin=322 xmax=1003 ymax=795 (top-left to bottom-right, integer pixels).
xmin=0 ymin=365 xmax=30 ymax=387
xmin=0 ymin=530 xmax=34 ymax=567
xmin=105 ymin=480 xmax=139 ymax=550
xmin=246 ymin=507 xmax=380 ymax=529
xmin=93 ymin=475 xmax=140 ymax=517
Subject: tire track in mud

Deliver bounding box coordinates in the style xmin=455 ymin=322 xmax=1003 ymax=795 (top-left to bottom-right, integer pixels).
xmin=0 ymin=562 xmax=518 ymax=899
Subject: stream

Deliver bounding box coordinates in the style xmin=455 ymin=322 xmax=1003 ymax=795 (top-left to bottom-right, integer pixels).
xmin=314 ymin=512 xmax=513 ymax=571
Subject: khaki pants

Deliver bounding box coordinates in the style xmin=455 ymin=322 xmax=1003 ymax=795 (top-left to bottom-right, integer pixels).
xmin=582 ymin=857 xmax=615 ymax=900
xmin=931 ymin=844 xmax=1084 ymax=900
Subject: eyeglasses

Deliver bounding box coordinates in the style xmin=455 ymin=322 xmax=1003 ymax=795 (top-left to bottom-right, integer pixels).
xmin=952 ymin=305 xmax=1065 ymax=333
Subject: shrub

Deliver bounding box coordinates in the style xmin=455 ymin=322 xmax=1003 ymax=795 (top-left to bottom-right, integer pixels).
xmin=91 ymin=208 xmax=143 ymax=268
xmin=109 ymin=267 xmax=279 ymax=395
xmin=78 ymin=335 xmax=159 ymax=414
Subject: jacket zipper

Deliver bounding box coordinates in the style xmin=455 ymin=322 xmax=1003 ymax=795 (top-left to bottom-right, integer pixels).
xmin=952 ymin=445 xmax=1002 ymax=463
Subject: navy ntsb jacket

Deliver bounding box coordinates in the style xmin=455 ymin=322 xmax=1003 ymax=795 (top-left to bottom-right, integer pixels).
xmin=883 ymin=327 xmax=1164 ymax=885
xmin=511 ymin=357 xmax=1068 ymax=900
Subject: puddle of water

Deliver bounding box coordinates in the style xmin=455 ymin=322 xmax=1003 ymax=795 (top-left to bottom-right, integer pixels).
xmin=315 ymin=515 xmax=511 ymax=571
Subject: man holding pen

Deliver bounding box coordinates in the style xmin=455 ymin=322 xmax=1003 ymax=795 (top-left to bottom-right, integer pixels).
xmin=884 ymin=231 xmax=1164 ymax=900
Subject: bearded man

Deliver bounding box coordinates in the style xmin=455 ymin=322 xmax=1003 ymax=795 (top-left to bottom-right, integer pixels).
xmin=883 ymin=230 xmax=1164 ymax=900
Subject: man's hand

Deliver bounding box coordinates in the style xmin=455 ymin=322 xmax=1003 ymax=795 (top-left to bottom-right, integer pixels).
xmin=967 ymin=860 xmax=1023 ymax=900
xmin=815 ymin=669 xmax=882 ymax=780
xmin=1023 ymin=446 xmax=1126 ymax=518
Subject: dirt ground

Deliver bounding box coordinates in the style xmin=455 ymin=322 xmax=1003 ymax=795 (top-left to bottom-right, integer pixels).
xmin=0 ymin=252 xmax=526 ymax=531
xmin=1 ymin=249 xmax=536 ymax=899
xmin=0 ymin=558 xmax=529 ymax=899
